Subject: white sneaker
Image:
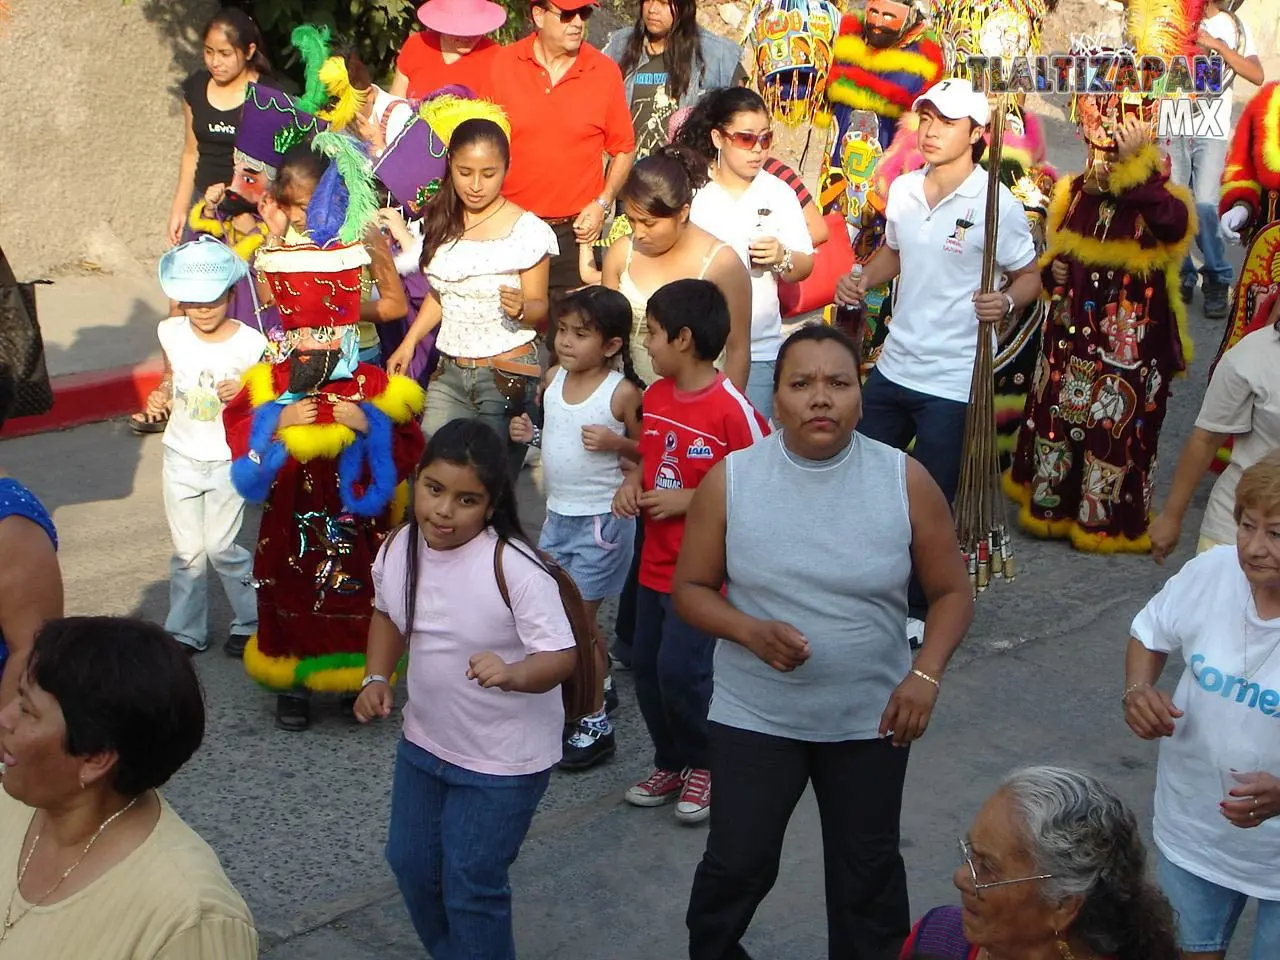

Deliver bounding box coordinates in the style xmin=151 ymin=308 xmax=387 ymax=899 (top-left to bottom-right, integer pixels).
xmin=906 ymin=617 xmax=925 ymax=650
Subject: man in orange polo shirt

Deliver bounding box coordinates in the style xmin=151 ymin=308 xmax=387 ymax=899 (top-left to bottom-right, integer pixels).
xmin=487 ymin=0 xmax=636 ymax=291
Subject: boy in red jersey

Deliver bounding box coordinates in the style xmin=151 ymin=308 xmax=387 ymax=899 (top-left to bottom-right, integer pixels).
xmin=613 ymin=279 xmax=769 ymax=824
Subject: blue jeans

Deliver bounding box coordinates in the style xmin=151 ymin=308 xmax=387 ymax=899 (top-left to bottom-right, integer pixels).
xmin=161 ymin=448 xmax=257 ymax=650
xmin=856 ymin=367 xmax=967 ymax=618
xmin=1167 ymin=135 xmax=1234 ymax=286
xmin=633 ymin=586 xmax=715 ymax=771
xmin=1157 ymin=850 xmax=1280 ymax=959
xmin=745 ymin=360 xmax=776 ymax=421
xmin=385 ymin=738 xmax=550 ymax=960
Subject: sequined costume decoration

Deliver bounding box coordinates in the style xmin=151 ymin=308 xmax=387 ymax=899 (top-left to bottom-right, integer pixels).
xmin=223 ymin=242 xmax=425 ymax=695
xmin=747 ymin=0 xmax=843 ymax=125
xmin=1003 ymin=144 xmax=1195 ymax=553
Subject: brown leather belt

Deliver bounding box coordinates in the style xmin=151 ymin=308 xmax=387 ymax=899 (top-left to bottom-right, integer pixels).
xmin=444 ymin=343 xmax=540 ymax=379
xmin=543 ymin=216 xmax=576 ymax=226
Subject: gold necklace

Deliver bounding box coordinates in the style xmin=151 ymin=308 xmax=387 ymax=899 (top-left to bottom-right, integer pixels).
xmin=0 ymin=796 xmax=140 ymax=941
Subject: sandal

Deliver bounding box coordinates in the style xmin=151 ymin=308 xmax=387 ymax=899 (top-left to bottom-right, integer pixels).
xmin=275 ymin=693 xmax=311 ymax=732
xmin=129 ymin=411 xmax=168 ymax=435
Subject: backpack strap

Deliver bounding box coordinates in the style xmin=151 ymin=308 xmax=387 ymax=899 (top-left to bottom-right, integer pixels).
xmin=493 ymin=538 xmax=512 ymax=610
xmin=911 ymin=906 xmax=971 ymax=960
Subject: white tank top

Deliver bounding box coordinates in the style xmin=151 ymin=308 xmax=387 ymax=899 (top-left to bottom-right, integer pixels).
xmin=542 ymin=368 xmax=627 ymax=516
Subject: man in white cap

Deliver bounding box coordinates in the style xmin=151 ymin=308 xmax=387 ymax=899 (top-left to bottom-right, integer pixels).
xmin=835 ymin=77 xmax=1041 ymax=642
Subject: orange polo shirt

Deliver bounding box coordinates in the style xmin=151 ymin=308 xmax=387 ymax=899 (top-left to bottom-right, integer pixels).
xmin=487 ymin=36 xmax=635 ymax=220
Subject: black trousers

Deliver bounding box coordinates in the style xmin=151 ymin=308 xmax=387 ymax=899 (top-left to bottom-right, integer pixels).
xmin=686 ymin=723 xmax=911 ymax=960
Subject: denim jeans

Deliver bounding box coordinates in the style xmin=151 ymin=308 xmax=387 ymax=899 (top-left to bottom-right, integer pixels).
xmin=632 ymin=586 xmax=716 ymax=771
xmin=745 ymin=360 xmax=776 ymax=421
xmin=856 ymin=367 xmax=967 ymax=618
xmin=1167 ymin=135 xmax=1234 ymax=286
xmin=386 ymin=738 xmax=550 ymax=960
xmin=423 ymin=351 xmax=537 ymax=479
xmin=1157 ymin=850 xmax=1280 ymax=959
xmin=161 ymin=448 xmax=257 ymax=650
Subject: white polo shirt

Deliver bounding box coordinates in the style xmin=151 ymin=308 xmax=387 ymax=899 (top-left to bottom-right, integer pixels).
xmin=876 ymin=165 xmax=1036 ymax=404
xmin=690 ymin=171 xmax=815 ymax=363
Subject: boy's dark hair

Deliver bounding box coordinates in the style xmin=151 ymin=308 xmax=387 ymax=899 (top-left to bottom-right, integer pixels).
xmin=275 ymin=142 xmax=331 ymax=203
xmin=646 ymin=278 xmax=730 ymax=362
xmin=30 ymin=617 xmax=206 ymax=796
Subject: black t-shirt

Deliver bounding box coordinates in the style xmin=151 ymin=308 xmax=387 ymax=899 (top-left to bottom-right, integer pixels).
xmin=629 ymin=53 xmax=749 ymax=159
xmin=182 ymin=70 xmax=241 ymax=194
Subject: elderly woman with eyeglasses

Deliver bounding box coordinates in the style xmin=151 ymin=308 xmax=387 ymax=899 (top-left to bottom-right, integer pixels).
xmin=900 ymin=766 xmax=1179 ymax=960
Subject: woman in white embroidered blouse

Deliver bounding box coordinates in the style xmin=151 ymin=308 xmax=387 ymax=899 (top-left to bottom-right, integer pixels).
xmin=387 ymin=115 xmax=557 ymax=477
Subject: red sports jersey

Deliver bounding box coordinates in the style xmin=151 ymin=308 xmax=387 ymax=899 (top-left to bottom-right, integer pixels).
xmin=638 ymin=374 xmax=770 ymax=593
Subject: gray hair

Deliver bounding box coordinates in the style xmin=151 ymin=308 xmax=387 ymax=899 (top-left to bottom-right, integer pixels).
xmin=1000 ymin=766 xmax=1150 ymax=956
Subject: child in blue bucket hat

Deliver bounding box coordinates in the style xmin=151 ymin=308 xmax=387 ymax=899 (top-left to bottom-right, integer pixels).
xmin=147 ymin=236 xmax=269 ymax=656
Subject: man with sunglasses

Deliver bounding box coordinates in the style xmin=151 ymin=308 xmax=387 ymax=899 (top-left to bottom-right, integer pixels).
xmin=486 ymin=0 xmax=636 ymax=293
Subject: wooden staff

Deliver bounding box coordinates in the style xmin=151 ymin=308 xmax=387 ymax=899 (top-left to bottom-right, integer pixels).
xmin=953 ymin=94 xmax=1015 ymax=594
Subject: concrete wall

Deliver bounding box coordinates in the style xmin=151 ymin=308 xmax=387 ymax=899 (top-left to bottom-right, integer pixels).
xmin=0 ymin=0 xmax=217 ymax=279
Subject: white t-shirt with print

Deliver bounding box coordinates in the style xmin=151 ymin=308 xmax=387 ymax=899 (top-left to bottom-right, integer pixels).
xmin=1131 ymin=545 xmax=1280 ymax=901
xmin=425 ymin=211 xmax=559 ymax=360
xmin=1201 ymin=11 xmax=1257 ymax=140
xmin=1195 ymin=327 xmax=1280 ymax=545
xmin=689 ymin=171 xmax=815 ymax=363
xmin=158 ymin=317 xmax=268 ymax=462
xmin=876 ymin=165 xmax=1036 ymax=404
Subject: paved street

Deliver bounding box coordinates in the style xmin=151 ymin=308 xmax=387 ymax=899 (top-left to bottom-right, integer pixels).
xmin=0 ymin=115 xmax=1258 ymax=958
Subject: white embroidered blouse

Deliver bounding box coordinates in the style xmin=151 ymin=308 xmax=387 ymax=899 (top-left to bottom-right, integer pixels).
xmin=425 ymin=211 xmax=559 ymax=359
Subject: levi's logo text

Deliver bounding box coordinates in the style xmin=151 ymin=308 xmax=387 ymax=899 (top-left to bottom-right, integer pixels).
xmin=687 ymin=438 xmax=714 ymax=459
xmin=1189 ymin=655 xmax=1280 ymax=717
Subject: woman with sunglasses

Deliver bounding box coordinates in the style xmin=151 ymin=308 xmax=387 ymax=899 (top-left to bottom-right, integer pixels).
xmin=904 ymin=766 xmax=1178 ymax=960
xmin=674 ymin=87 xmax=814 ymax=418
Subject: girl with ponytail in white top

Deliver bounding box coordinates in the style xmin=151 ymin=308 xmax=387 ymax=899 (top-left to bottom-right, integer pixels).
xmin=511 ymin=286 xmax=644 ymax=770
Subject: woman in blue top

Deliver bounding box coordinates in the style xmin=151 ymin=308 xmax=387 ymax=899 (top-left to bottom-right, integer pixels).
xmin=0 ymin=365 xmax=62 ymax=707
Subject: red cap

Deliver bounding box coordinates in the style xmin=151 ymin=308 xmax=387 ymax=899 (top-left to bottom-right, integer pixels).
xmin=254 ymin=244 xmax=370 ymax=332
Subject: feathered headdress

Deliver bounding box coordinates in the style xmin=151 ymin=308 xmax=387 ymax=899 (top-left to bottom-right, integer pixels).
xmin=316 ymin=56 xmax=368 ymax=132
xmin=290 ymin=24 xmax=334 ymax=114
xmin=306 ymin=132 xmax=379 ymax=246
xmin=419 ymin=94 xmax=510 ymax=145
xmin=1125 ymin=0 xmax=1206 ymax=69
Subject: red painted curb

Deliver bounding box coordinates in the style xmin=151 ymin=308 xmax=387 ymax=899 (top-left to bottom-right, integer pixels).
xmin=0 ymin=361 xmax=166 ymax=439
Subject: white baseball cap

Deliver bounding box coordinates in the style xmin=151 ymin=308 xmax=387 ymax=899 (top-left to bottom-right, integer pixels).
xmin=912 ymin=78 xmax=990 ymax=126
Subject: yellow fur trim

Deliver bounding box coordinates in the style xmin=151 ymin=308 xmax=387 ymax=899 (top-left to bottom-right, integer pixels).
xmin=316 ymin=57 xmax=367 ymax=131
xmin=1068 ymin=524 xmax=1151 ymax=554
xmin=389 ymin=480 xmax=411 ymax=526
xmin=1018 ymin=501 xmax=1074 ymax=540
xmin=1003 ymin=459 xmax=1155 ymax=553
xmin=1222 ymin=177 xmax=1263 ymax=198
xmin=243 ymin=635 xmax=300 ymax=689
xmin=370 ymin=374 xmax=426 ymax=424
xmin=1043 ymin=177 xmax=1193 ymax=275
xmin=244 ymin=362 xmax=280 ymax=409
xmin=1002 ymin=468 xmax=1031 ymax=507
xmin=419 ymin=95 xmax=510 ymax=144
xmin=279 ymin=422 xmax=357 ymax=462
xmin=188 ymin=200 xmax=222 ymax=236
xmin=231 ymin=232 xmax=266 ymax=262
xmin=1103 ymin=144 xmax=1163 ymax=196
xmin=1265 ymin=88 xmax=1280 ymax=174
xmin=832 ymin=33 xmax=939 ymax=80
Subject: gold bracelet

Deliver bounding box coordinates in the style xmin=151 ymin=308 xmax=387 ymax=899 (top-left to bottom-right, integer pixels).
xmin=911 ymin=668 xmax=940 ymax=689
xmin=1121 ymin=681 xmax=1150 ymax=704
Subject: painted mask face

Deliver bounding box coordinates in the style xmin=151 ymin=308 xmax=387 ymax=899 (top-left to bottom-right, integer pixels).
xmin=230 ymin=154 xmax=273 ymax=205
xmin=863 ymin=0 xmax=911 ymax=47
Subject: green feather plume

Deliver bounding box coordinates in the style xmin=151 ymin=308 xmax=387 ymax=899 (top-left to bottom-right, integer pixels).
xmin=290 ymin=24 xmax=332 ymax=114
xmin=311 ymin=131 xmax=379 ymax=244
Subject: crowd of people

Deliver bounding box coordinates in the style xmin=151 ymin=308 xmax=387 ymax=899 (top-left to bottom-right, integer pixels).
xmin=3 ymin=0 xmax=1280 ymax=957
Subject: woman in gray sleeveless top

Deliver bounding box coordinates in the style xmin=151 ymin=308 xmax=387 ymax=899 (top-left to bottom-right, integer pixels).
xmin=673 ymin=325 xmax=974 ymax=960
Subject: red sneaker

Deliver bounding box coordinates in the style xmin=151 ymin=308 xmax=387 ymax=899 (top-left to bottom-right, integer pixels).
xmin=624 ymin=768 xmax=685 ymax=807
xmin=675 ymin=767 xmax=711 ymax=824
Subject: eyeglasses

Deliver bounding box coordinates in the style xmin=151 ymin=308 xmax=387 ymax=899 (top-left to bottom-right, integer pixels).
xmin=540 ymin=3 xmax=594 ymax=22
xmin=720 ymin=129 xmax=774 ymax=151
xmin=958 ymin=839 xmax=1054 ymax=899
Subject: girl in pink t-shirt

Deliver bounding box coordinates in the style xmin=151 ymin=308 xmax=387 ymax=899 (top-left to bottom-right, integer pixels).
xmin=354 ymin=417 xmax=576 ymax=959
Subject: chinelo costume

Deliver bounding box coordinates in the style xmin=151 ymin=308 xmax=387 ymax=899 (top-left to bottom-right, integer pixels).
xmin=222 ymin=128 xmax=426 ymax=731
xmin=925 ymin=0 xmax=1056 ymax=83
xmin=1003 ymin=0 xmax=1202 ymax=554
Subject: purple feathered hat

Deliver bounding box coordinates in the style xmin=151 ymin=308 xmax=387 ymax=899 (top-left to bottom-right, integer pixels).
xmin=234 ymin=83 xmax=323 ymax=177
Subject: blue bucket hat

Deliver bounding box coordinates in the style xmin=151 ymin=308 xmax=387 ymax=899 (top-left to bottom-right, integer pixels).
xmin=158 ymin=237 xmax=249 ymax=305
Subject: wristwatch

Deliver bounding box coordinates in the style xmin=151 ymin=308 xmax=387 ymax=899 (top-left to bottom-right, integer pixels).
xmin=594 ymin=196 xmax=611 ymax=214
xmin=770 ymin=247 xmax=794 ymax=276
xmin=361 ymin=674 xmax=389 ymax=690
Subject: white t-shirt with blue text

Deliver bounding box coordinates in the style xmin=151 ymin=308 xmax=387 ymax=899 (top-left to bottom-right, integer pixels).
xmin=1131 ymin=545 xmax=1280 ymax=900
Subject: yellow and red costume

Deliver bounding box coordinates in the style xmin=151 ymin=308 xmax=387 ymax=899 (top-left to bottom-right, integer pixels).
xmin=224 ymin=243 xmax=424 ymax=693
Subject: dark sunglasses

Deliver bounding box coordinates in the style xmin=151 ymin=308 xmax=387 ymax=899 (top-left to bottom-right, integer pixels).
xmin=720 ymin=129 xmax=774 ymax=150
xmin=540 ymin=3 xmax=594 ymax=22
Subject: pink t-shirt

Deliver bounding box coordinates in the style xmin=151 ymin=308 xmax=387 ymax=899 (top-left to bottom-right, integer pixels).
xmin=372 ymin=526 xmax=575 ymax=776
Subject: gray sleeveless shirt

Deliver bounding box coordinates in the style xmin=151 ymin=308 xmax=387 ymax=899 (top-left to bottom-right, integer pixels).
xmin=710 ymin=431 xmax=913 ymax=741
